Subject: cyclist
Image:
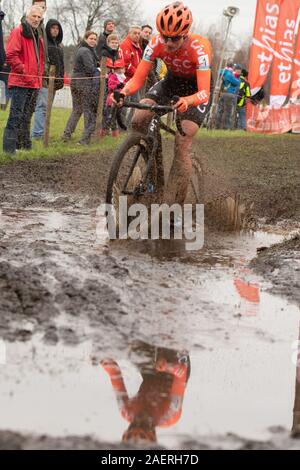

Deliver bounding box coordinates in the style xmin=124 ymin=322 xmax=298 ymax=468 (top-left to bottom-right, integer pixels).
xmin=100 ymin=343 xmax=190 ymax=444
xmin=116 ymin=2 xmax=212 ymax=205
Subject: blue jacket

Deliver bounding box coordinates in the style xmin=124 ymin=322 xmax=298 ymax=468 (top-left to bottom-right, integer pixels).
xmin=220 ymin=68 xmax=240 ymax=95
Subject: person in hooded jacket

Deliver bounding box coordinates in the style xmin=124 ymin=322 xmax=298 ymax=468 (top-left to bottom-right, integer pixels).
xmin=216 ymin=62 xmax=240 ymax=130
xmin=32 ymin=18 xmax=64 ymax=138
xmin=3 ymin=5 xmax=44 ymax=154
xmin=100 ymin=33 xmax=124 ymax=136
xmin=46 ymin=20 xmax=64 ymax=90
xmin=62 ymin=31 xmax=99 ymax=145
xmin=95 ymin=19 xmax=115 ymax=60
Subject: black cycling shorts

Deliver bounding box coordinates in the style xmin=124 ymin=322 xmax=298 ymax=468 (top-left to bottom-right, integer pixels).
xmin=145 ymin=73 xmax=212 ymax=127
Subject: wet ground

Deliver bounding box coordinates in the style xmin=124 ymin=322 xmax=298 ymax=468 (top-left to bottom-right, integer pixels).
xmin=0 ymin=146 xmax=300 ymax=450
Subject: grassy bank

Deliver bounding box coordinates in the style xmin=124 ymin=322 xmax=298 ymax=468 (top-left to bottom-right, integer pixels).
xmin=0 ymin=108 xmax=122 ymax=164
xmin=1 ymin=106 xmax=296 ymax=164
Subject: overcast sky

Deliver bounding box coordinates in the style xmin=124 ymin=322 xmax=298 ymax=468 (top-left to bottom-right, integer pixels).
xmin=142 ymin=0 xmax=257 ymax=38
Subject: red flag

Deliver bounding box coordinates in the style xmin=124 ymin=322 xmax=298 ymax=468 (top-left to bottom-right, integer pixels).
xmin=291 ymin=28 xmax=300 ymax=100
xmin=249 ymin=0 xmax=283 ymax=95
xmin=270 ymin=0 xmax=300 ymax=107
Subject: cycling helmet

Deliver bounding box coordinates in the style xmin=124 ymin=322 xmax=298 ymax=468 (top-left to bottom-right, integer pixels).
xmin=156 ymin=2 xmax=193 ymax=38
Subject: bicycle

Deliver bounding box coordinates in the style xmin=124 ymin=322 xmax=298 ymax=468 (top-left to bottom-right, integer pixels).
xmin=105 ymin=94 xmax=204 ymax=220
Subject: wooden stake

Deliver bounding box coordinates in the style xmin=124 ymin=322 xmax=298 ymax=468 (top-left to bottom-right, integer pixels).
xmin=93 ymin=57 xmax=107 ymax=139
xmin=43 ymin=65 xmax=56 ymax=148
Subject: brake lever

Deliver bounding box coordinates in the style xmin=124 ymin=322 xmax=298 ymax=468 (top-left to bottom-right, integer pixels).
xmin=113 ymin=90 xmax=125 ymax=104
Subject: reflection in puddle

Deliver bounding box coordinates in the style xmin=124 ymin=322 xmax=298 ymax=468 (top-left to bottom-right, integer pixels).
xmin=0 ymin=291 xmax=299 ymax=448
xmin=100 ymin=342 xmax=190 ymax=445
xmin=0 ymin=203 xmax=300 ymax=447
xmin=111 ymin=230 xmax=286 ymax=266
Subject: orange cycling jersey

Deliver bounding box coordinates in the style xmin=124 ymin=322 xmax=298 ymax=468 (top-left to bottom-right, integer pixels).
xmin=101 ymin=358 xmax=188 ymax=428
xmin=124 ymin=33 xmax=212 ymax=108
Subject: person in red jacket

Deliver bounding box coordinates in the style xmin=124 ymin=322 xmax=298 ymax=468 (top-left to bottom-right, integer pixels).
xmin=120 ymin=26 xmax=143 ymax=125
xmin=3 ymin=5 xmax=44 ymax=154
xmin=100 ymin=342 xmax=190 ymax=445
xmin=120 ymin=26 xmax=142 ymax=82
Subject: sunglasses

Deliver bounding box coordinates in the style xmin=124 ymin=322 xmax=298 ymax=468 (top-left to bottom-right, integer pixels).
xmin=162 ymin=35 xmax=183 ymax=43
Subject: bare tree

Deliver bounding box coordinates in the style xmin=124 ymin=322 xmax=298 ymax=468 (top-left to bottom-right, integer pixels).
xmin=205 ymin=20 xmax=245 ymax=80
xmin=49 ymin=0 xmax=142 ymax=45
xmin=232 ymin=36 xmax=251 ymax=69
xmin=1 ymin=0 xmax=26 ymax=32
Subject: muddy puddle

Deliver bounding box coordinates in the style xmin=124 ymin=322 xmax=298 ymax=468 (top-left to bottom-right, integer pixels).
xmin=1 ymin=201 xmax=300 ymax=449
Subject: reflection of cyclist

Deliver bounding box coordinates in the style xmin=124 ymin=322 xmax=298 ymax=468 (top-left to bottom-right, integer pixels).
xmin=116 ymin=2 xmax=212 ymax=205
xmin=101 ymin=343 xmax=190 ymax=444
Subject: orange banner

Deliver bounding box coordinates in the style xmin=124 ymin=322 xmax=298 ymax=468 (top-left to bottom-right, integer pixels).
xmin=290 ymin=103 xmax=300 ymax=132
xmin=249 ymin=0 xmax=282 ymax=95
xmin=270 ymin=0 xmax=300 ymax=108
xmin=246 ymin=102 xmax=292 ymax=133
xmin=291 ymin=29 xmax=300 ymax=100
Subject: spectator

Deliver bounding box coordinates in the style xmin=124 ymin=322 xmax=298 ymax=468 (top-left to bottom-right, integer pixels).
xmin=120 ymin=26 xmax=142 ymax=124
xmin=32 ymin=19 xmax=64 ymax=138
xmin=140 ymin=25 xmax=153 ymax=52
xmin=30 ymin=0 xmax=50 ymax=139
xmin=3 ymin=6 xmax=44 ymax=154
xmin=236 ymin=69 xmax=251 ymax=131
xmin=216 ymin=61 xmax=240 ymax=130
xmin=140 ymin=24 xmax=157 ymax=93
xmin=62 ymin=31 xmax=99 ymax=145
xmin=100 ymin=33 xmax=125 ymax=136
xmin=30 ymin=1 xmax=49 ymax=73
xmin=105 ymin=65 xmax=126 ymax=137
xmin=120 ymin=26 xmax=142 ymax=83
xmin=0 ymin=14 xmax=9 ymax=110
xmin=32 ymin=0 xmax=47 ymax=15
xmin=233 ymin=63 xmax=242 ymax=79
xmin=0 ymin=10 xmax=5 ymax=70
xmin=0 ymin=35 xmax=11 ymax=111
xmin=96 ymin=19 xmax=115 ymax=60
xmin=46 ymin=20 xmax=64 ymax=91
xmin=101 ymin=33 xmax=124 ymax=69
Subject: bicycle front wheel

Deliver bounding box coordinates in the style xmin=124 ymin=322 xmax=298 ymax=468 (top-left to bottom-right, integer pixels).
xmin=106 ymin=133 xmax=157 ymax=208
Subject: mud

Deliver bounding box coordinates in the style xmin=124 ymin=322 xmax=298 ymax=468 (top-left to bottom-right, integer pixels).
xmin=1 ymin=429 xmax=300 ymax=450
xmin=0 ymin=139 xmax=300 ymax=450
xmin=196 ymin=135 xmax=300 ymax=223
xmin=251 ymin=234 xmax=300 ymax=308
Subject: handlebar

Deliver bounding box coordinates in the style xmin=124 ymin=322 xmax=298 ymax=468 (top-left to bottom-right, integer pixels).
xmin=110 ymin=92 xmax=186 ymax=136
xmin=113 ymin=91 xmax=176 ymax=115
xmin=122 ymin=101 xmax=174 ymax=114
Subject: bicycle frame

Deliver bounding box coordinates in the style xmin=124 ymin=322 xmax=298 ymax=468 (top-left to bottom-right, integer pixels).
xmin=119 ymin=115 xmax=163 ymax=197
xmin=113 ymin=100 xmax=186 ymax=197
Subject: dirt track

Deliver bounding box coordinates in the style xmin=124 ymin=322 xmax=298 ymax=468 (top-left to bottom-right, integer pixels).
xmin=0 ymin=135 xmax=300 ymax=449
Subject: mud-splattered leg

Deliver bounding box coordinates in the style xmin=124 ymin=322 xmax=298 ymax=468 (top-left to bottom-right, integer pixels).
xmin=165 ymin=120 xmax=199 ymax=205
